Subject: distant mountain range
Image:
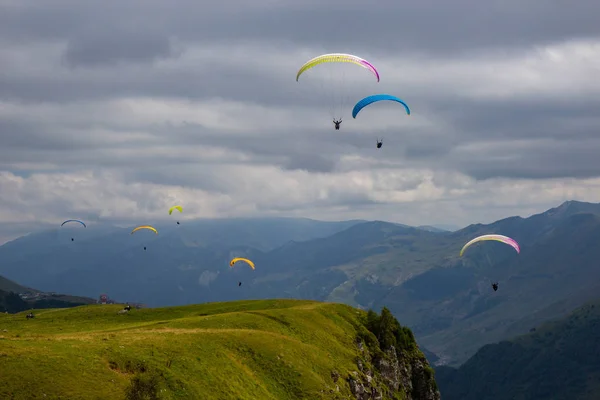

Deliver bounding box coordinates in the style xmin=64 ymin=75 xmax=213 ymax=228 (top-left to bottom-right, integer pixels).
xmin=436 ymin=298 xmax=600 ymax=399
xmin=2 ymin=200 xmax=600 ymax=367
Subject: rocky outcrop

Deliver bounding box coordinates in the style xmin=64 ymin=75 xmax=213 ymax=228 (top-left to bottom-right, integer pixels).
xmin=346 ymin=339 xmax=441 ymax=400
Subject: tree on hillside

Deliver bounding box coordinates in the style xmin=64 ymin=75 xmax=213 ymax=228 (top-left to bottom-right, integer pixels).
xmin=365 ymin=307 xmax=417 ymax=353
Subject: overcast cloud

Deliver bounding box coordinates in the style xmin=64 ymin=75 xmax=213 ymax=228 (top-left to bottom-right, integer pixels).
xmin=1 ymin=0 xmax=600 ymax=243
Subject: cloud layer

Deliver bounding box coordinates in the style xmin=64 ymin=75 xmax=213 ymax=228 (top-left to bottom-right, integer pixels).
xmin=1 ymin=0 xmax=600 ymax=242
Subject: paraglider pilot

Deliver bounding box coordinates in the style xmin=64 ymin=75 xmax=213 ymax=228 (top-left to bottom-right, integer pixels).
xmin=491 ymin=282 xmax=498 ymax=292
xmin=333 ymin=119 xmax=342 ymax=130
xmin=376 ymin=139 xmax=383 ymax=149
xmin=238 ymin=281 xmax=242 ymax=287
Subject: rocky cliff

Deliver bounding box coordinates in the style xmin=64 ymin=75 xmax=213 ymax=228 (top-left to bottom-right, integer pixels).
xmin=341 ymin=307 xmax=441 ymax=400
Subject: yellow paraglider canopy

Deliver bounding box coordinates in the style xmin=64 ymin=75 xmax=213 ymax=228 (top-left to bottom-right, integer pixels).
xmin=296 ymin=53 xmax=380 ymax=82
xmin=229 ymin=257 xmax=255 ymax=270
xmin=459 ymin=234 xmax=520 ymax=257
xmin=168 ymin=205 xmax=183 ymax=215
xmin=131 ymin=225 xmax=158 ymax=235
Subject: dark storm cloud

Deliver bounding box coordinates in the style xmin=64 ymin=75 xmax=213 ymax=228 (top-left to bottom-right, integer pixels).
xmin=254 ymin=187 xmax=375 ymax=212
xmin=445 ymin=97 xmax=600 ymax=141
xmin=450 ymin=139 xmax=600 ymax=180
xmin=2 ymin=0 xmax=600 ymax=55
xmin=124 ymin=168 xmax=229 ymax=193
xmin=0 ymin=119 xmax=117 ymax=151
xmin=0 ymin=115 xmax=350 ymax=177
xmin=0 ymin=59 xmax=297 ymax=104
xmin=158 ymin=123 xmax=382 ymax=173
xmin=402 ymin=135 xmax=454 ymax=159
xmin=0 ymin=101 xmax=383 ymax=178
xmin=63 ymin=30 xmax=179 ymax=67
xmin=195 ymin=0 xmax=600 ymax=55
xmin=283 ymin=154 xmax=337 ymax=173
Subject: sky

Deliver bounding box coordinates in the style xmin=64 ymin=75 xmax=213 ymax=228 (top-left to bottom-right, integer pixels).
xmin=1 ymin=0 xmax=600 ymax=243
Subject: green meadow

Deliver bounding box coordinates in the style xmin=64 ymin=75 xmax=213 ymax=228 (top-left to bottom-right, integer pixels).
xmin=0 ymin=299 xmax=373 ymax=399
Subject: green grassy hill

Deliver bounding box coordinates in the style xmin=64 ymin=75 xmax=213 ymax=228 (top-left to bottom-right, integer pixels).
xmin=435 ymin=299 xmax=600 ymax=400
xmin=0 ymin=299 xmax=439 ymax=400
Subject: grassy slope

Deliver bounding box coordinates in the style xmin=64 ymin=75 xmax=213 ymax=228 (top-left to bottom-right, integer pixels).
xmin=0 ymin=299 xmax=377 ymax=400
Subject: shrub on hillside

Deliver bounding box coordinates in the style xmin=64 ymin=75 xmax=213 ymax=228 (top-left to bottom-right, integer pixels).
xmin=125 ymin=371 xmax=161 ymax=400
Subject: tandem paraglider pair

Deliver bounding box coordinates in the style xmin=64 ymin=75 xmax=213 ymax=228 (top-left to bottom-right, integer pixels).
xmin=296 ymin=53 xmax=411 ymax=148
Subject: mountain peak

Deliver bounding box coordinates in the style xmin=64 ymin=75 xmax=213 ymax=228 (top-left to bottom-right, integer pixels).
xmin=543 ymin=200 xmax=600 ymax=219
